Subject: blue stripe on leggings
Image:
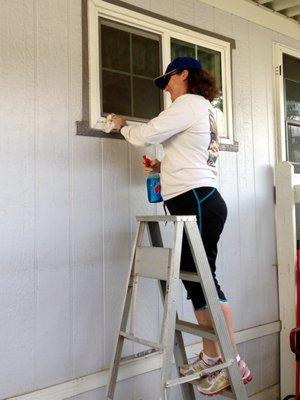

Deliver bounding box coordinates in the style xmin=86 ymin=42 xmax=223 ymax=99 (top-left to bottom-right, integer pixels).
xmin=192 ymin=188 xmax=216 ymax=234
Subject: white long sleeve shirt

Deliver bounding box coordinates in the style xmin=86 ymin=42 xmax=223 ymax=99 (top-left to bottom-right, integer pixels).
xmin=120 ymin=93 xmax=218 ymax=200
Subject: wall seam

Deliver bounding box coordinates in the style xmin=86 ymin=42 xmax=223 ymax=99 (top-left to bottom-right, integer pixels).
xmin=67 ymin=0 xmax=75 ymax=379
xmin=33 ymin=0 xmax=39 ymax=386
xmin=101 ymin=138 xmax=106 ymax=364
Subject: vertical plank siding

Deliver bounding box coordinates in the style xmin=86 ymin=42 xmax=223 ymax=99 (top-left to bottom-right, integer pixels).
xmin=0 ymin=1 xmax=36 ymax=398
xmin=1 ymin=0 xmax=300 ymax=398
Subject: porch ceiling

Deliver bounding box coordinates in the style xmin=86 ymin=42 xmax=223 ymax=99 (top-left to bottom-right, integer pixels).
xmin=252 ymin=0 xmax=300 ymax=23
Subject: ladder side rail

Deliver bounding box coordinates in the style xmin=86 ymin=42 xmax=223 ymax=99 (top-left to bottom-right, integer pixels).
xmin=106 ymin=221 xmax=146 ymax=400
xmin=159 ymin=221 xmax=184 ymax=400
xmin=184 ymin=221 xmax=248 ymax=400
xmin=129 ymin=272 xmax=138 ymax=335
xmin=275 ymin=161 xmax=297 ymax=399
xmin=160 ymin=250 xmax=172 ymax=344
xmin=147 ymin=221 xmax=196 ymax=400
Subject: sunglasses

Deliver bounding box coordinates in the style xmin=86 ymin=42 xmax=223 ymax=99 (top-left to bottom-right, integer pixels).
xmin=163 ymin=69 xmax=178 ymax=86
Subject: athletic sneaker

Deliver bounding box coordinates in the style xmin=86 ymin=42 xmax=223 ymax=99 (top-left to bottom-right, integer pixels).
xmin=196 ymin=360 xmax=253 ymax=396
xmin=179 ymin=351 xmax=222 ymax=377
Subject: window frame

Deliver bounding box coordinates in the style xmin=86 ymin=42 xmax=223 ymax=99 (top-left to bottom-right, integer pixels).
xmin=86 ymin=0 xmax=235 ymax=145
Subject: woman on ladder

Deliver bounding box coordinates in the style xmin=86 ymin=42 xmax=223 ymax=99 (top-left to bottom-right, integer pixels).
xmin=112 ymin=56 xmax=252 ymax=396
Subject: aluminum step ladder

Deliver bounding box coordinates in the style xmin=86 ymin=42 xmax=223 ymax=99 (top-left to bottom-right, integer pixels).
xmin=106 ymin=215 xmax=249 ymax=400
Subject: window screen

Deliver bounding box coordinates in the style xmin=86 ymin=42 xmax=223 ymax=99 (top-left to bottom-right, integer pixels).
xmin=283 ymin=53 xmax=300 ymax=165
xmin=99 ymin=19 xmax=163 ymax=120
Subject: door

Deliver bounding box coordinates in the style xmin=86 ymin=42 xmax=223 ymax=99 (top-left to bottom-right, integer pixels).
xmin=274 ymin=44 xmax=300 ymax=171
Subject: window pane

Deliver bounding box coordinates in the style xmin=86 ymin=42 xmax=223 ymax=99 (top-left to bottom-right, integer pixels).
xmin=283 ymin=53 xmax=300 ymax=82
xmin=197 ymin=46 xmax=222 ymax=94
xmin=287 ymin=124 xmax=300 ymax=163
xmin=171 ymin=38 xmax=195 ymax=59
xmin=132 ymin=35 xmax=160 ymax=77
xmin=101 ymin=24 xmax=130 ymax=72
xmin=170 ymin=39 xmax=222 ymax=110
xmin=133 ymin=77 xmax=161 ymax=119
xmin=286 ymin=80 xmax=300 ymax=120
xmin=197 ymin=46 xmax=223 ymax=118
xmin=102 ymin=70 xmax=131 ymax=116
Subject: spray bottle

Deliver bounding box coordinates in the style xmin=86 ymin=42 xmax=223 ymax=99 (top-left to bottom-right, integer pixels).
xmin=143 ymin=155 xmax=163 ymax=203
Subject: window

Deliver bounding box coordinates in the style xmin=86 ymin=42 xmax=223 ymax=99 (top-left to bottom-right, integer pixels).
xmin=86 ymin=0 xmax=234 ymax=144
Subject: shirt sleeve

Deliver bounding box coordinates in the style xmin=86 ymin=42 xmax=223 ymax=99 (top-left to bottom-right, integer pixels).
xmin=120 ymin=98 xmax=196 ymax=147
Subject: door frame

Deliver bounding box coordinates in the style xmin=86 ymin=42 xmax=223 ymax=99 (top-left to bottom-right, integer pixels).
xmin=273 ymin=43 xmax=300 ymax=164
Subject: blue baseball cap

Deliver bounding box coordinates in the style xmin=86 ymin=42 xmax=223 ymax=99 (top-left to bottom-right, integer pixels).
xmin=154 ymin=57 xmax=202 ymax=90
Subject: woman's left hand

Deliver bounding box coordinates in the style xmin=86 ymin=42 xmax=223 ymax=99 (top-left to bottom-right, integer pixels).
xmin=112 ymin=115 xmax=127 ymax=131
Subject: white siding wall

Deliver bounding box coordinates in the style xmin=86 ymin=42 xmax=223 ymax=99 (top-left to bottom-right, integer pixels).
xmin=1 ymin=0 xmax=300 ymax=399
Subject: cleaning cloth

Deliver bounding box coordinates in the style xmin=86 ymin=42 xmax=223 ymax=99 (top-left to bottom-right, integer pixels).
xmin=95 ymin=114 xmax=119 ymax=133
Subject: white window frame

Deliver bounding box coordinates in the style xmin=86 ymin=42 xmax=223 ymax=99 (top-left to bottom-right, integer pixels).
xmin=88 ymin=0 xmax=234 ymax=144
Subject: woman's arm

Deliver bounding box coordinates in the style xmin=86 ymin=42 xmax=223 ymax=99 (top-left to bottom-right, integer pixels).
xmin=112 ymin=99 xmax=196 ymax=147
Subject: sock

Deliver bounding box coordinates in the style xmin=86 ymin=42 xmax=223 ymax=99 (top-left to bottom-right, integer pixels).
xmin=202 ymin=352 xmax=220 ymax=366
xmin=236 ymin=354 xmax=241 ymax=363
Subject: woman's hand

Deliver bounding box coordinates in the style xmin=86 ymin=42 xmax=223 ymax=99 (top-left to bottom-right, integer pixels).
xmin=142 ymin=156 xmax=161 ymax=174
xmin=111 ymin=115 xmax=127 ymax=131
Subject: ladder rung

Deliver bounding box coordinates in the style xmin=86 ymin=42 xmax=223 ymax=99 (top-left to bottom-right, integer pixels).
xmin=121 ymin=348 xmax=162 ymax=363
xmin=166 ymin=360 xmax=234 ymax=387
xmin=136 ymin=215 xmax=197 ymax=222
xmin=179 ymin=272 xmax=201 ymax=282
xmin=119 ymin=331 xmax=163 ymax=351
xmin=176 ymin=319 xmax=217 ymax=341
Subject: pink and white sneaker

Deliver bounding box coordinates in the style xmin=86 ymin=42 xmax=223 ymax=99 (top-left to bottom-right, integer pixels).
xmin=179 ymin=351 xmax=222 ymax=378
xmin=196 ymin=359 xmax=253 ymax=396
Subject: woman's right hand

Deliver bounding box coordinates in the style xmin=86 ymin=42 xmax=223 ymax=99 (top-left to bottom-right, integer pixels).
xmin=142 ymin=156 xmax=161 ymax=174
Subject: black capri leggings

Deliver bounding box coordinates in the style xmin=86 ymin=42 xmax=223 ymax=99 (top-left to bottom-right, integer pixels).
xmin=164 ymin=186 xmax=228 ymax=311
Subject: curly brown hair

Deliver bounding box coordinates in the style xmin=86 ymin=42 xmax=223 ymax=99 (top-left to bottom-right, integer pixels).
xmin=183 ymin=69 xmax=219 ymax=102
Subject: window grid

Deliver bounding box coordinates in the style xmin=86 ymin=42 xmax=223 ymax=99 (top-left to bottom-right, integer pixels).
xmin=99 ymin=18 xmax=162 ymax=120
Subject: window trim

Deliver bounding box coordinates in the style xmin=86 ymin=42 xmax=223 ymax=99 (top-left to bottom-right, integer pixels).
xmin=78 ymin=0 xmax=237 ymax=148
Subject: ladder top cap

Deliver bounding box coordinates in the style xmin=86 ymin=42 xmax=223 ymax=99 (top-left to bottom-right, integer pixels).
xmin=136 ymin=215 xmax=197 ymax=222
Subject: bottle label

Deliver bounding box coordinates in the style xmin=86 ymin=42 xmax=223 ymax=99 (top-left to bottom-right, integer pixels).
xmin=147 ymin=175 xmax=163 ymax=203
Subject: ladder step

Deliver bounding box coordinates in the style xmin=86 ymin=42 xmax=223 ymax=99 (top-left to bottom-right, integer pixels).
xmin=136 ymin=215 xmax=197 ymax=222
xmin=179 ymin=272 xmax=201 ymax=282
xmin=119 ymin=331 xmax=163 ymax=351
xmin=166 ymin=360 xmax=234 ymax=387
xmin=176 ymin=319 xmax=217 ymax=341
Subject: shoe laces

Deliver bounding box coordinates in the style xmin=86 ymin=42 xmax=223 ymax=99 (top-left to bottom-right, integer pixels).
xmin=192 ymin=357 xmax=207 ymax=370
xmin=206 ymin=368 xmax=227 ymax=383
